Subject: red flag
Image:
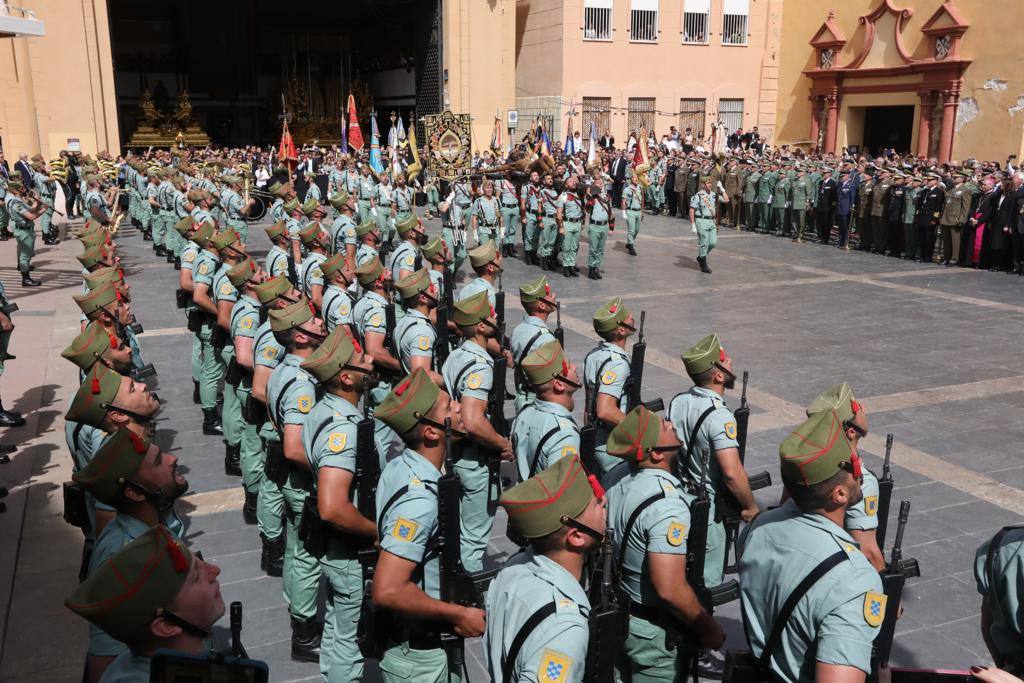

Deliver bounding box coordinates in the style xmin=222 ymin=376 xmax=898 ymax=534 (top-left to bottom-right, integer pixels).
xmin=347 ymin=94 xmax=364 ymax=151
xmin=279 ymin=120 xmax=297 ymax=170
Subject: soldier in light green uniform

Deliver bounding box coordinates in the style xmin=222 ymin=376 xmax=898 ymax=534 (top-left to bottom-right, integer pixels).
xmin=388 ymin=214 xmax=424 ymax=285
xmin=224 ymin=175 xmax=253 ymax=244
xmin=458 ymin=241 xmax=501 ymax=308
xmin=582 ymin=297 xmax=635 ymax=477
xmin=266 ymin=299 xmax=326 ymax=662
xmin=329 ymin=190 xmax=359 ymax=262
xmin=371 ymin=368 xmax=485 ymax=682
xmin=179 ymin=220 xmax=206 ymax=400
xmin=393 ymin=174 xmax=415 ymax=227
xmin=375 ymin=174 xmax=396 ymax=246
xmin=442 ymin=291 xmax=513 ymax=571
xmin=423 ymin=175 xmax=440 ymax=219
xmin=211 ymin=231 xmax=248 ymax=475
xmin=191 ymin=229 xmax=225 ymax=435
xmin=605 ymin=406 xmax=726 ymax=681
xmin=304 ymin=171 xmax=322 ymax=206
xmin=742 ymin=164 xmax=761 ymax=232
xmin=142 ymin=171 xmax=158 ymax=241
xmin=320 ymin=252 xmax=356 ymax=334
xmin=975 ymin=527 xmax=1024 ymax=676
xmin=689 ymin=179 xmax=718 ymax=275
xmin=511 ymin=340 xmax=581 ymax=481
xmin=498 ymin=172 xmax=520 ymax=256
xmin=585 ymin=177 xmax=614 ymax=280
xmin=4 ymin=179 xmax=44 ymax=286
xmin=667 ymin=333 xmax=758 ymax=589
xmin=537 ymin=174 xmax=562 ymax=271
xmin=738 ymin=409 xmax=884 ymax=683
xmin=264 ymin=220 xmax=293 ymax=281
xmin=485 ymin=455 xmax=604 ymax=683
xmin=66 ymin=526 xmax=224 ymax=683
xmin=771 ymin=170 xmax=792 ymax=237
xmin=510 ymin=275 xmax=558 ymax=411
xmin=791 ymin=167 xmax=813 ymax=242
xmin=559 ymin=176 xmax=586 ymax=277
xmin=356 ymin=166 xmax=376 ymax=225
xmin=0 ymin=173 xmax=11 ymax=241
xmin=393 ymin=268 xmax=440 ymax=381
xmin=756 ymin=163 xmax=776 ymax=234
xmin=472 ymin=180 xmax=503 ymax=247
xmin=297 ymin=222 xmax=330 ymax=309
xmin=300 ymin=328 xmax=378 ymax=682
xmin=153 ymin=169 xmax=175 ymax=257
xmin=164 ymin=176 xmax=187 ymax=261
xmin=31 ymin=161 xmax=57 ymax=244
xmin=622 ymin=174 xmax=644 ymax=256
xmin=521 ymin=171 xmax=542 ymax=264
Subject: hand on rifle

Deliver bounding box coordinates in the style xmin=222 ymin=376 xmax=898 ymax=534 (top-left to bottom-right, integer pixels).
xmin=698 ymin=619 xmax=727 ymax=651
xmin=0 ymin=313 xmax=13 ymax=333
xmin=499 ymin=438 xmax=514 ymax=462
xmin=740 ymin=505 xmax=760 ymax=523
xmin=453 ymin=606 xmax=486 ymax=638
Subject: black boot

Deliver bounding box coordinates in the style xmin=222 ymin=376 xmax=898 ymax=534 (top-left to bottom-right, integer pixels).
xmin=20 ymin=270 xmax=41 ymax=287
xmin=166 ymin=251 xmax=176 ymax=264
xmin=261 ymin=534 xmax=284 ymax=577
xmin=698 ymin=256 xmax=712 ymax=274
xmin=562 ymin=266 xmax=572 ymax=278
xmin=224 ymin=442 xmax=241 ymax=476
xmin=202 ymin=408 xmax=223 ymax=435
xmin=595 ymin=267 xmax=603 ymax=279
xmin=192 ymin=380 xmax=200 ymax=405
xmin=626 ymin=243 xmax=636 ymax=256
xmin=290 ymin=616 xmax=322 ymax=663
xmin=174 ymin=258 xmax=181 ymax=271
xmin=0 ymin=400 xmax=22 ymax=420
xmin=243 ymin=490 xmax=258 ymax=525
xmin=570 ymin=266 xmax=579 ymax=277
xmin=696 ymin=648 xmax=725 ymax=679
xmin=0 ymin=230 xmax=9 ymax=241
xmin=0 ymin=410 xmax=25 ymax=428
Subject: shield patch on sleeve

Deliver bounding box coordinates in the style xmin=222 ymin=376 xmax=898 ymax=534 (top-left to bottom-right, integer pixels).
xmin=538 ymin=649 xmax=572 ymax=683
xmin=863 ymin=591 xmax=887 ymax=627
xmin=864 ymin=496 xmax=878 ymax=516
xmin=392 ymin=518 xmax=419 ymax=542
xmin=667 ymin=521 xmax=687 ymax=546
xmin=724 ymin=421 xmax=737 ymax=439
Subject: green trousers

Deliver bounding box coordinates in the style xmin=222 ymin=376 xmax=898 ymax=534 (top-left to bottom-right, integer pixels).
xmin=560 ymin=220 xmax=582 ymax=267
xmin=523 ymin=214 xmax=540 ymax=252
xmin=453 ymin=453 xmax=496 ymax=573
xmin=758 ymin=203 xmax=771 ymax=231
xmin=226 ymin=219 xmax=248 ymax=244
xmin=376 ymin=207 xmax=395 ymax=244
xmin=425 ymin=188 xmax=439 ymax=214
xmin=772 ymin=207 xmax=787 ymax=235
xmin=476 ymin=222 xmax=498 ymax=246
xmin=282 ymin=471 xmax=321 ymax=620
xmin=744 ymin=201 xmax=757 ymax=230
xmin=234 ymin=380 xmax=262 ymax=494
xmin=321 ymin=557 xmax=365 ymax=682
xmin=220 ymin=345 xmax=243 ymax=448
xmin=197 ymin=324 xmax=224 ymax=410
xmin=0 ymin=328 xmax=11 ymax=375
xmin=357 ymin=200 xmax=373 ymax=225
xmin=500 ymin=207 xmax=519 ymax=245
xmin=587 ymin=224 xmax=609 ymax=267
xmin=257 ymin=431 xmax=285 ymax=540
xmin=39 ymin=208 xmax=53 ymax=236
xmin=619 ymin=613 xmax=693 ymax=683
xmin=14 ymin=226 xmax=35 ymax=272
xmin=191 ymin=333 xmax=201 ymax=383
xmin=537 ymin=216 xmax=558 ymax=257
xmin=703 ymin=517 xmax=725 ymax=588
xmin=164 ymin=222 xmax=181 ymax=256
xmin=379 ymin=641 xmax=455 ymax=683
xmin=0 ymin=205 xmax=9 ymax=231
xmin=695 ymin=218 xmax=717 ymax=258
xmin=441 ymin=227 xmax=467 ymax=274
xmin=152 ymin=212 xmax=170 ymax=248
xmin=625 ymin=209 xmax=641 ymax=246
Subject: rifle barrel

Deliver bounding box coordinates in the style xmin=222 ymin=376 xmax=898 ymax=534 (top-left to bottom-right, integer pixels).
xmin=890 ymin=500 xmax=911 ymax=565
xmin=883 ymin=433 xmax=894 ymax=477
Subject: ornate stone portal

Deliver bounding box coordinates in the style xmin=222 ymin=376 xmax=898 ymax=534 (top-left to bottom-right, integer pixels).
xmin=125 ymin=90 xmax=211 ymax=149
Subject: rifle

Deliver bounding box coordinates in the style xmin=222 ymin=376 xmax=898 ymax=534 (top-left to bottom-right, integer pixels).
xmin=230 ymin=601 xmax=248 ymax=658
xmin=871 ymin=500 xmax=920 ymax=675
xmin=354 ymin=383 xmax=381 ymax=570
xmin=582 ymin=527 xmax=625 ymax=683
xmin=735 ymin=371 xmax=750 ymax=461
xmin=286 ymin=254 xmax=299 ymax=288
xmin=875 ymin=433 xmax=895 ymax=552
xmin=485 ymin=275 xmax=510 ymax=514
xmin=688 ymin=449 xmax=740 ymax=613
xmin=435 ymin=269 xmax=454 ymax=368
xmin=579 ymin=361 xmax=601 ymax=476
xmin=554 ymin=301 xmax=565 ymax=349
xmin=384 ymin=301 xmax=398 ymax=360
xmin=625 ymin=311 xmax=664 ymax=413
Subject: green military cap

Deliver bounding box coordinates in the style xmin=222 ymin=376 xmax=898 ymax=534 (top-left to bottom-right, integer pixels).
xmin=66 ymin=362 xmax=123 ymax=427
xmin=185 ymin=190 xmax=204 ymax=203
xmin=297 ymin=221 xmax=324 ymax=246
xmin=395 ymin=214 xmax=419 ymax=235
xmin=192 ymin=221 xmax=215 ymax=247
xmin=78 ymin=231 xmax=107 ymax=250
xmin=303 ymin=170 xmax=316 ymax=179
xmin=681 ymin=333 xmax=724 ymax=376
xmin=329 ymin=190 xmax=349 ymax=209
xmin=355 ymin=218 xmax=377 ymax=237
xmin=264 ymin=220 xmax=288 ymax=241
xmin=73 ymin=281 xmax=118 ymax=316
xmin=521 ymin=340 xmax=567 ymax=387
xmin=267 ymin=181 xmax=284 ymax=197
xmin=83 ymin=266 xmax=122 ymax=291
xmin=6 ymin=178 xmax=23 ymax=191
xmin=227 ymin=258 xmax=257 ymax=288
xmin=253 ymin=275 xmax=292 ymax=305
xmin=61 ymin=322 xmax=113 ymax=371
xmin=468 ymin=241 xmax=498 ymax=268
xmin=519 ymin=275 xmax=550 ymax=304
xmin=779 ymin=409 xmax=856 ymax=486
xmin=319 ymin=252 xmax=347 ymax=279
xmin=500 ymin=455 xmax=594 ymax=539
xmin=173 ymin=216 xmax=196 ymax=236
xmin=396 ymin=267 xmax=432 ymax=300
xmin=65 ymin=525 xmax=194 ymax=644
xmin=453 ymin=290 xmax=491 ymax=327
xmin=300 ymin=326 xmax=358 ymax=383
xmin=72 ymin=428 xmax=151 ymax=505
xmin=159 ymin=167 xmax=174 ymax=178
xmin=606 ymin=405 xmax=661 ymax=461
xmin=283 ymin=197 xmax=300 ymax=213
xmin=375 ymin=368 xmax=440 ymax=434
xmin=354 ymin=257 xmax=385 ymax=286
xmin=77 ymin=245 xmax=110 ymax=270
xmin=806 ymin=382 xmax=860 ymax=424
xmin=269 ymin=297 xmax=314 ymax=332
xmin=421 ymin=234 xmax=445 ymax=260
xmin=210 ymin=228 xmax=240 ymax=252
xmin=301 ymin=198 xmax=320 ymax=217
xmin=592 ymin=297 xmax=630 ymax=333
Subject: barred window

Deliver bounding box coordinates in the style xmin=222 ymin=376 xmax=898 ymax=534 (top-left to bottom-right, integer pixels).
xmin=682 ymin=0 xmax=709 ymax=45
xmin=718 ymin=98 xmax=744 ymax=133
xmin=630 ymin=0 xmax=658 ymax=42
xmin=679 ymin=98 xmax=706 ymax=138
xmin=583 ymin=0 xmax=613 ymax=41
xmin=627 ymin=97 xmax=656 ymax=136
xmin=582 ymin=97 xmax=612 ymax=146
xmin=722 ymin=0 xmax=749 ymax=45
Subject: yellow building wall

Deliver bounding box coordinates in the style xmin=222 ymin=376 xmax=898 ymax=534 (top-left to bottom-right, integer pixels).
xmin=0 ymin=0 xmax=118 ymax=158
xmin=775 ymin=0 xmax=1024 ymax=161
xmin=444 ymin=0 xmax=517 ymax=152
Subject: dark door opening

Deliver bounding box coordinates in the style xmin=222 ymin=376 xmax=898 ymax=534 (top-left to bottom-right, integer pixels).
xmin=863 ymin=105 xmax=914 ymax=156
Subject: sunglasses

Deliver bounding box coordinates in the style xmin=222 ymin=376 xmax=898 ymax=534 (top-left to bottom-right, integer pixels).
xmin=843 ymin=420 xmax=868 ymax=439
xmin=838 ymin=451 xmax=864 ymax=481
xmin=560 ymin=515 xmax=605 ymax=543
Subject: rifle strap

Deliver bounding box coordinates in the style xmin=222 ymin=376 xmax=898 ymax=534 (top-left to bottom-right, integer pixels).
xmin=674 ymin=404 xmax=717 ymax=489
xmin=70 ymin=421 xmax=88 ymax=471
xmin=584 ymin=356 xmax=613 ymax=424
xmin=985 ymin=525 xmax=1024 ymax=624
xmin=500 ymin=601 xmax=559 ymax=683
xmin=271 ymin=377 xmax=299 ymax=436
xmin=756 ymin=550 xmax=848 ymax=671
xmin=616 ymin=491 xmax=667 ymax=570
xmin=517 ymin=328 xmax=548 ymax=367
xmin=529 ymin=425 xmax=570 ymax=478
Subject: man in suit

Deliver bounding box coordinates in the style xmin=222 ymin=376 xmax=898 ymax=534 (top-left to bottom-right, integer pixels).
xmin=815 ymin=169 xmax=838 ymax=245
xmin=14 ymin=154 xmax=33 ymax=190
xmin=609 ymin=151 xmax=627 ymax=206
xmin=664 ymin=156 xmax=678 ymax=217
xmin=1012 ymin=173 xmax=1024 ymax=274
xmin=835 ymin=170 xmax=856 ymax=248
xmin=600 ymin=130 xmax=615 ymax=150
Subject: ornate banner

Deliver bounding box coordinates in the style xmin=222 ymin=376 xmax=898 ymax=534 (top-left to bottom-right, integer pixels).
xmin=424 ymin=110 xmax=472 ymax=180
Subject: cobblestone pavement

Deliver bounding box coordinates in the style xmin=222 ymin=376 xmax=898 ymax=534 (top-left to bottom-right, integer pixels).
xmin=2 ymin=209 xmax=1022 ymax=681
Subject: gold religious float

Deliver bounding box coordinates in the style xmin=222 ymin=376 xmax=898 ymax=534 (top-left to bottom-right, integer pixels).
xmin=125 ymin=90 xmax=211 ymax=149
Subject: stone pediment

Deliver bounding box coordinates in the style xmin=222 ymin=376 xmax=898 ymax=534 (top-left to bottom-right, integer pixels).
xmin=847 ymin=0 xmax=916 ymax=69
xmin=809 ymin=10 xmax=846 ymax=50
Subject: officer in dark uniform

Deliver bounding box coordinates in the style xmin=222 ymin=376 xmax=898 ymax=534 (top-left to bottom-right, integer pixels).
xmin=916 ymin=174 xmax=946 ymax=264
xmin=815 ymin=169 xmax=837 ymax=245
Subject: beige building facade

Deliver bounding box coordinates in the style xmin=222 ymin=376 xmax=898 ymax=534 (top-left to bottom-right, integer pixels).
xmin=515 ymin=0 xmax=782 ymax=147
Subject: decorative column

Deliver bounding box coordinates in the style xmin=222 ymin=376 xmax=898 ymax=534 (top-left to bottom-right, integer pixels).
xmin=809 ymin=96 xmax=823 ymax=150
xmin=917 ymin=91 xmax=935 ymax=158
xmin=825 ymin=92 xmax=841 ymax=154
xmin=938 ymin=89 xmax=959 ymax=163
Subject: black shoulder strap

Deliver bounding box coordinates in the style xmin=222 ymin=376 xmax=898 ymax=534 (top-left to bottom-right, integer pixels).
xmin=501 ymin=601 xmax=560 ymax=683
xmin=757 ymin=550 xmax=849 ymax=670
xmin=450 ymin=359 xmax=477 ymax=400
xmin=70 ymin=422 xmax=88 ymax=470
xmin=616 ymin=491 xmax=667 ymax=570
xmin=682 ymin=405 xmax=718 ymax=475
xmin=985 ymin=525 xmax=1024 ymax=615
xmin=272 ymin=377 xmax=299 ymax=430
xmin=528 ymin=425 xmax=564 ymax=478
xmin=376 ymin=482 xmax=439 ymax=541
xmin=516 ymin=328 xmax=547 ymax=367
xmin=311 ymin=415 xmax=338 ymax=452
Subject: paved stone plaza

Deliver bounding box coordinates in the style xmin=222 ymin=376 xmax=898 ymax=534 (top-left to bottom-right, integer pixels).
xmin=1 ymin=210 xmax=1023 ymax=681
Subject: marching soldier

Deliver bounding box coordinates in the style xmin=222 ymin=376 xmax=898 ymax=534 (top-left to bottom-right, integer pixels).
xmin=510 ymin=275 xmax=558 ymax=410
xmin=4 ymin=178 xmax=45 ymax=286
xmin=168 ymin=176 xmax=190 ymax=263
xmin=423 ymin=173 xmax=440 ymax=219
xmin=31 ymin=160 xmax=58 ymax=245
xmin=471 ymin=180 xmax=503 ymax=247
xmin=370 ymin=368 xmax=485 ymax=680
xmin=559 ymin=175 xmax=586 ymax=278
xmin=442 ymin=291 xmax=513 ymax=571
xmin=689 ymin=178 xmax=718 ymax=274
xmin=738 ymin=409 xmax=883 ymax=683
xmin=375 ymin=174 xmax=396 ymax=246
xmin=191 ymin=227 xmax=225 ymax=435
xmin=393 ymin=173 xmax=415 ymax=229
xmin=622 ymin=173 xmax=644 ymax=256
xmin=65 ymin=361 xmax=161 ymax=440
xmin=393 ymin=268 xmax=442 ymax=384
xmin=329 ymin=190 xmax=358 ymax=263
xmin=355 ymin=218 xmax=382 ymax=267
xmin=356 ymin=165 xmax=376 ymax=225
xmin=421 ymin=234 xmax=451 ymax=297
xmin=304 ymin=170 xmax=322 ymax=205
xmin=521 ymin=170 xmax=542 ymax=265
xmin=212 ymin=230 xmax=249 ymax=477
xmin=605 ymin=406 xmax=726 ymax=680
xmin=297 ymin=222 xmax=330 ymax=309
xmin=388 ymin=214 xmax=424 ymax=284
xmin=498 ymin=170 xmax=521 ymax=256
xmin=264 ymin=220 xmax=292 ymax=281
xmin=458 ymin=241 xmax=502 ymax=308
xmin=585 ymin=176 xmax=614 ymax=279
xmin=152 ymin=168 xmax=174 ymax=257
xmin=511 ymin=340 xmax=581 ymax=481
xmin=582 ymin=297 xmax=635 ymax=477
xmin=484 ymin=455 xmax=605 ymax=681
xmin=320 ymin=253 xmax=356 ymax=335
xmin=537 ymin=173 xmax=562 ymax=271
xmin=667 ymin=333 xmax=758 ymax=589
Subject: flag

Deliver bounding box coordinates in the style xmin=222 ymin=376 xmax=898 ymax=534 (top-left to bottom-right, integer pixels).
xmin=397 ymin=115 xmax=407 ymax=144
xmin=564 ymin=102 xmax=576 ymax=156
xmin=406 ymin=120 xmax=423 ymax=184
xmin=539 ymin=125 xmax=552 ymax=157
xmin=490 ymin=109 xmax=502 ymax=153
xmin=388 ymin=114 xmax=398 ymax=149
xmin=279 ymin=120 xmax=298 ymax=171
xmin=340 ymin=116 xmax=347 ymax=155
xmin=587 ymin=121 xmax=598 ymax=168
xmin=369 ymin=112 xmax=384 ymax=175
xmin=346 ymin=94 xmax=364 ymax=151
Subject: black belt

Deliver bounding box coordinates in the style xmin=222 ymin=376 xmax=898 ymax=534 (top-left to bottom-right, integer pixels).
xmin=502 ymin=202 xmax=518 ymax=207
xmin=480 ymin=221 xmax=497 ymax=227
xmin=590 ymin=220 xmax=608 ymax=226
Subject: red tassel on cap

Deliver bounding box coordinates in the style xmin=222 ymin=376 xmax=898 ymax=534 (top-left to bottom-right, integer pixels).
xmin=587 ymin=474 xmax=605 ymax=499
xmin=719 ymin=348 xmax=726 ymax=362
xmin=561 ymin=359 xmax=570 ymax=376
xmin=608 ymin=304 xmax=617 ymax=313
xmin=851 ymin=399 xmax=861 ymax=415
xmin=91 ymin=375 xmax=101 ymax=394
xmin=394 ymin=378 xmax=411 ymax=395
xmin=544 ymin=284 xmax=550 ymax=295
xmin=127 ymin=431 xmax=147 ymax=454
xmin=108 ymin=334 xmax=119 ymax=349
